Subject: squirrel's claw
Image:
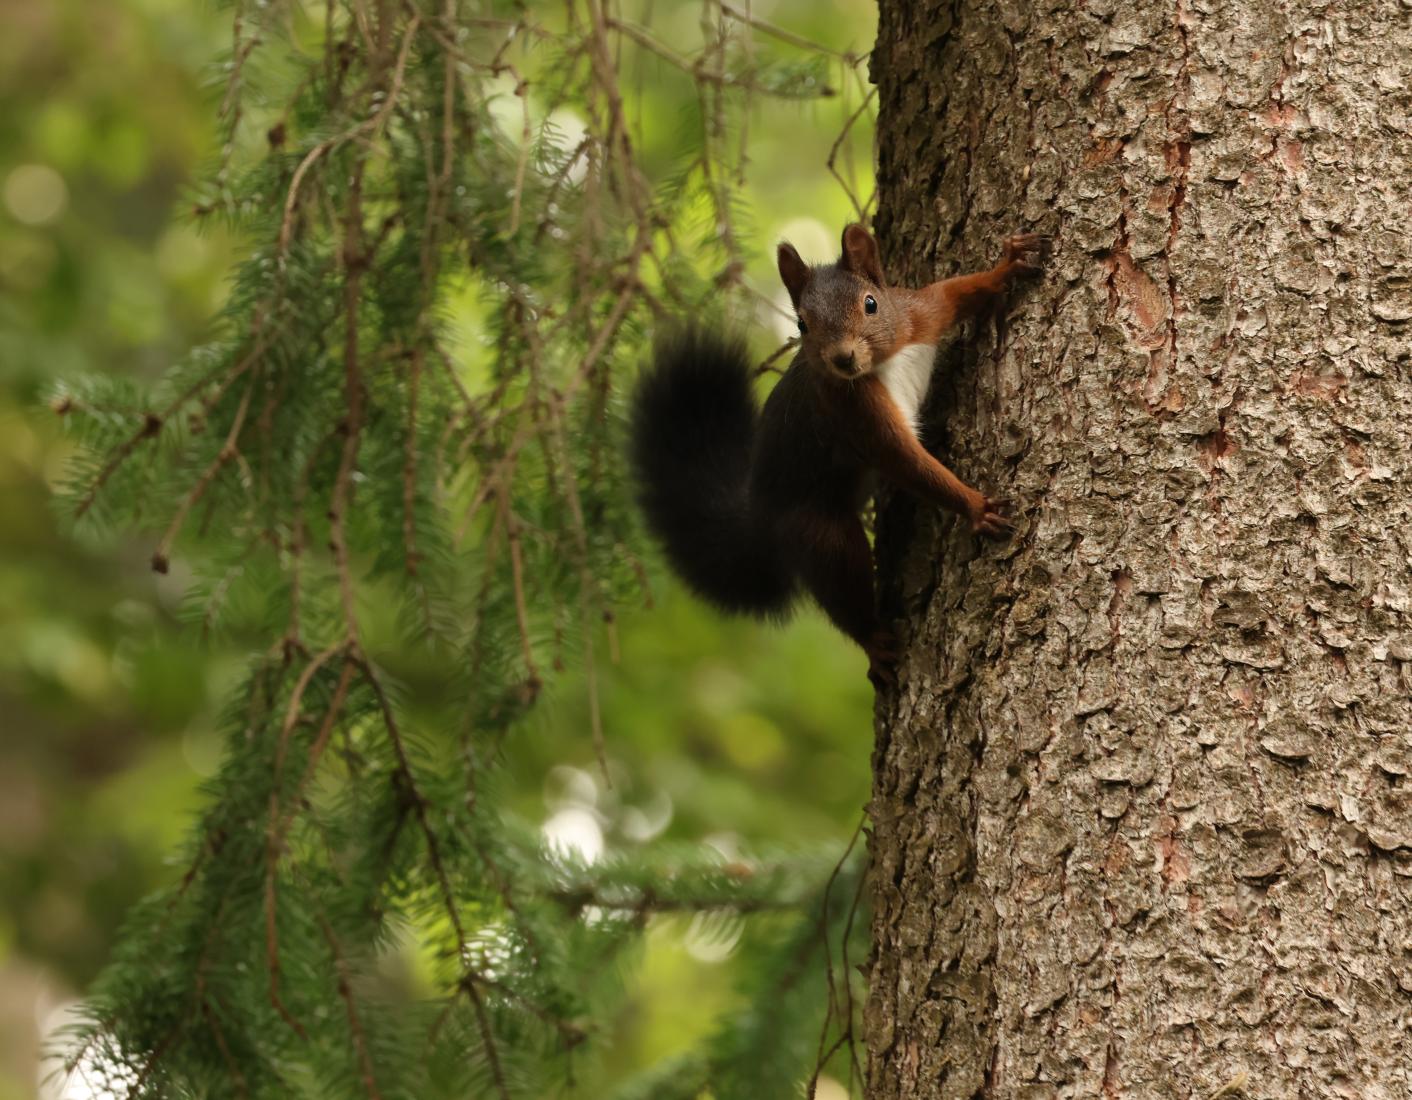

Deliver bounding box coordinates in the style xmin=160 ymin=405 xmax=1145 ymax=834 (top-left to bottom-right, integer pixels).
xmin=968 ymin=495 xmax=1015 ymax=539
xmin=866 ymin=628 xmax=900 ymax=690
xmin=1003 ymin=232 xmax=1051 ymax=273
xmin=975 ymin=512 xmax=1014 ymax=538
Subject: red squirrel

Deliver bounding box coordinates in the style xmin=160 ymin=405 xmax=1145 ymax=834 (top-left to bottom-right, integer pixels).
xmin=630 ymin=223 xmax=1047 ymax=686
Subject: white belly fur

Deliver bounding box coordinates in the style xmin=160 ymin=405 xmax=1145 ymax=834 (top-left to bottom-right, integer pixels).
xmin=874 ymin=343 xmax=938 ymax=435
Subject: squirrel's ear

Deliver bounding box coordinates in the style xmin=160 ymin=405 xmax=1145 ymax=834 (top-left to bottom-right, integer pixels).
xmin=840 ymin=223 xmax=886 ymax=288
xmin=777 ymin=242 xmax=810 ymax=308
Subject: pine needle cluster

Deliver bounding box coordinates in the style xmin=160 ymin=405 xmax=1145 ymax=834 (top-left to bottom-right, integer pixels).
xmin=52 ymin=1 xmax=875 ymax=1096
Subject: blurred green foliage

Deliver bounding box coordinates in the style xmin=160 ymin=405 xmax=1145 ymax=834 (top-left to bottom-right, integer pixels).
xmin=0 ymin=1 xmax=876 ymax=1096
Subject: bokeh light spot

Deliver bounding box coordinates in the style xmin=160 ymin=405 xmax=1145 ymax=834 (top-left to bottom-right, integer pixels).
xmin=4 ymin=164 xmax=68 ymax=226
xmin=542 ymin=806 xmax=604 ymax=863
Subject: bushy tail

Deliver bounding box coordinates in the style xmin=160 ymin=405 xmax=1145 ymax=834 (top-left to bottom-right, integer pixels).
xmin=629 ymin=326 xmax=795 ymax=617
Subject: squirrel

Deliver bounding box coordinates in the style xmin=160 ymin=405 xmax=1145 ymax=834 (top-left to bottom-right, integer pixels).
xmin=630 ymin=223 xmax=1047 ymax=686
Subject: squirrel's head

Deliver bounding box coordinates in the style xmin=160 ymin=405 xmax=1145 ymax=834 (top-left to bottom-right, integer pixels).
xmin=777 ymin=223 xmax=898 ymax=381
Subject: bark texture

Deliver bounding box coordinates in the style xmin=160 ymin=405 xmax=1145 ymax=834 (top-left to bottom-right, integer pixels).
xmin=865 ymin=1 xmax=1412 ymax=1097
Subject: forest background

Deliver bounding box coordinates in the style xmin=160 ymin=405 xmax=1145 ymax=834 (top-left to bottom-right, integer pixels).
xmin=0 ymin=0 xmax=877 ymax=1095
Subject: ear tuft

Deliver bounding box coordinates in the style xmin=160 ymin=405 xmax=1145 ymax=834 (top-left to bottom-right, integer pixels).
xmin=777 ymin=242 xmax=810 ymax=308
xmin=840 ymin=223 xmax=886 ymax=288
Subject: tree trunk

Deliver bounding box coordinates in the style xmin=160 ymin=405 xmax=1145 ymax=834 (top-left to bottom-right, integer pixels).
xmin=864 ymin=1 xmax=1412 ymax=1097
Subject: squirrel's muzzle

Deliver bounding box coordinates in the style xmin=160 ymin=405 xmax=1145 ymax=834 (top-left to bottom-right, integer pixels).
xmin=830 ymin=351 xmax=860 ymax=377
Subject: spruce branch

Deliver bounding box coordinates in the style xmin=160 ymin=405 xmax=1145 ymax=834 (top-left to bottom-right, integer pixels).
xmin=358 ymin=653 xmax=467 ymax=948
xmin=463 ymin=977 xmax=512 ymax=1100
xmin=318 ymin=913 xmax=385 ymax=1100
xmin=71 ymin=338 xmax=261 ymax=521
xmin=265 ymin=643 xmax=354 ymax=1039
xmin=277 ymin=11 xmax=420 ymax=264
xmin=151 ymin=375 xmax=256 ymax=574
xmin=57 ymin=2 xmax=878 ymax=1094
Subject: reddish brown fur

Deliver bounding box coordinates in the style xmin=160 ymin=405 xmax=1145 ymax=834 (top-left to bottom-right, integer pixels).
xmin=888 ymin=238 xmax=1040 ymax=351
xmin=893 ymin=267 xmax=1013 ymax=348
xmin=850 ymin=376 xmax=984 ymax=516
xmin=783 ymin=227 xmax=1043 ymax=373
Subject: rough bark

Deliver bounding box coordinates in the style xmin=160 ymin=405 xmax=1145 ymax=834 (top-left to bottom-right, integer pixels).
xmin=864 ymin=1 xmax=1412 ymax=1097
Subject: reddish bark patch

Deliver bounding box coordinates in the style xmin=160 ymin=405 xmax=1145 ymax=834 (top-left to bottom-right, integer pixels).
xmin=1085 ymin=136 xmax=1125 ymax=166
xmin=1103 ymin=1043 xmax=1122 ymax=1098
xmin=1165 ymin=139 xmax=1192 ymax=174
xmin=1103 ymin=837 xmax=1132 ymax=877
xmin=1344 ymin=437 xmax=1368 ymax=473
xmin=1106 ymin=251 xmax=1169 ymax=346
xmin=1196 ymin=428 xmax=1238 ymax=473
xmin=1160 ymin=834 xmax=1191 ymax=887
xmin=1227 ymin=681 xmax=1257 ymax=709
xmin=1291 ymin=368 xmax=1347 ymax=402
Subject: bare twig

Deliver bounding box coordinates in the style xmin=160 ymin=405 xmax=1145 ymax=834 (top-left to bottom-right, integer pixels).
xmin=827 ymin=86 xmax=877 ymax=223
xmin=719 ymin=0 xmax=863 ymax=62
xmin=756 ymin=337 xmax=799 ymax=376
xmin=807 ymin=816 xmax=866 ymax=1099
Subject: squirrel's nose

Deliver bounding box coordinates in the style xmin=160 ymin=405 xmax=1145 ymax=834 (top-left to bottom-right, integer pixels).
xmin=831 ymin=351 xmax=857 ymax=376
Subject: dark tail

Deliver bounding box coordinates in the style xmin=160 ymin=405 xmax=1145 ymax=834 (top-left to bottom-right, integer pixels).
xmin=629 ymin=326 xmax=795 ymax=618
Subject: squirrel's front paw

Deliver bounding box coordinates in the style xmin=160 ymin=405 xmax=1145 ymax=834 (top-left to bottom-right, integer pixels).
xmin=967 ymin=492 xmax=1014 ymax=539
xmin=1003 ymin=232 xmax=1050 ymax=274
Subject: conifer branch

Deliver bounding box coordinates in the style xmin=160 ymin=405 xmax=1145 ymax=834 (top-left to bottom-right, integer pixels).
xmin=460 ymin=229 xmax=649 ymax=540
xmin=505 ymin=65 xmax=533 ymax=237
xmin=500 ymin=489 xmax=541 ymax=697
xmin=264 ymin=644 xmax=354 ymax=1040
xmin=357 ymin=654 xmax=467 ymax=947
xmin=277 ymin=11 xmax=421 ymax=263
xmin=403 ymin=347 xmax=423 ymax=578
xmin=331 ymin=163 xmax=368 ymax=641
xmin=199 ymin=998 xmax=250 ymax=1099
xmin=285 ymin=430 xmax=339 ymax=650
xmin=131 ymin=1023 xmax=183 ymax=1097
xmin=465 ymin=977 xmax=513 ymax=1100
xmin=59 ymin=2 xmax=878 ymax=1093
xmin=151 ymin=377 xmax=256 ymax=574
xmin=72 ymin=340 xmax=260 ymax=520
xmin=318 ymin=914 xmax=385 ymax=1100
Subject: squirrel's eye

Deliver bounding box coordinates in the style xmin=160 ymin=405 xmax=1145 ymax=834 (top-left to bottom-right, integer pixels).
xmin=797 ymin=319 xmax=808 ymax=335
xmin=864 ymin=295 xmax=878 ymax=315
